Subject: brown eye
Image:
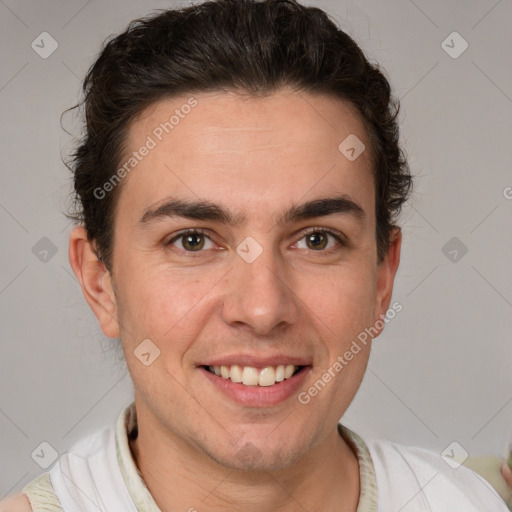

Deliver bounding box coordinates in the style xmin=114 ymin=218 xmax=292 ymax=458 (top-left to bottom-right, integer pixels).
xmin=168 ymin=230 xmax=214 ymax=252
xmin=182 ymin=232 xmax=205 ymax=251
xmin=296 ymin=229 xmax=344 ymax=251
xmin=305 ymin=232 xmax=329 ymax=250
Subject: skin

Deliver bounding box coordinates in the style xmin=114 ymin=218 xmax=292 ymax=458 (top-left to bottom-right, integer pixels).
xmin=504 ymin=462 xmax=512 ymax=487
xmin=67 ymin=89 xmax=402 ymax=512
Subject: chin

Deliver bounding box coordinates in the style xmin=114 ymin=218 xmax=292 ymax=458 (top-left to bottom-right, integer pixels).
xmin=204 ymin=439 xmax=310 ymax=473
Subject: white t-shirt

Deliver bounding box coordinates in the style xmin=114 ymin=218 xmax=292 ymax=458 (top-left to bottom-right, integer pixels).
xmin=22 ymin=402 xmax=509 ymax=511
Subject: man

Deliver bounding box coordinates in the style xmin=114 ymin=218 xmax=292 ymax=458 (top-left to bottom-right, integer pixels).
xmin=2 ymin=0 xmax=511 ymax=510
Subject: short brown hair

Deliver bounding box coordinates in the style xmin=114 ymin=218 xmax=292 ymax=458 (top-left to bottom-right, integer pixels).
xmin=67 ymin=0 xmax=412 ymax=269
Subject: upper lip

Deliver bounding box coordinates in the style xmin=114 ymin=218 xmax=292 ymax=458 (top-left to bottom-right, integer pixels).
xmin=199 ymin=355 xmax=312 ymax=368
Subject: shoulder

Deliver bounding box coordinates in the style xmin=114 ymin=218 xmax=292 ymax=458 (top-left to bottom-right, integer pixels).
xmin=364 ymin=437 xmax=510 ymax=511
xmin=0 ymin=414 xmax=125 ymax=512
xmin=0 ymin=493 xmax=32 ymax=512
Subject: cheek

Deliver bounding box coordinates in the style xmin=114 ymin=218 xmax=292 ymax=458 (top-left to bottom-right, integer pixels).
xmin=304 ymin=264 xmax=377 ymax=339
xmin=310 ymin=270 xmax=375 ymax=396
xmin=115 ymin=263 xmax=216 ymax=343
xmin=115 ymin=270 xmax=206 ymax=389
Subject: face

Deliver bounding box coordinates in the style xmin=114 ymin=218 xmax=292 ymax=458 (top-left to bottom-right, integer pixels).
xmin=73 ymin=89 xmax=400 ymax=472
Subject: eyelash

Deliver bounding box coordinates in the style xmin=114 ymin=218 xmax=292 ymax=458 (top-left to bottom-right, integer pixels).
xmin=165 ymin=227 xmax=346 ymax=256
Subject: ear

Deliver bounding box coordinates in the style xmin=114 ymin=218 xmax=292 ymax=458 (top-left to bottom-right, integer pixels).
xmin=68 ymin=226 xmax=120 ymax=338
xmin=372 ymin=228 xmax=402 ymax=335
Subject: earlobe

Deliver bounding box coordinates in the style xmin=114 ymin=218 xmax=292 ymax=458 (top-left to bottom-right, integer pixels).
xmin=68 ymin=226 xmax=120 ymax=338
xmin=373 ymin=228 xmax=402 ymax=334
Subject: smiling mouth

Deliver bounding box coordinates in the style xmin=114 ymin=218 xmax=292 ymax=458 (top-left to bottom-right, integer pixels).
xmin=203 ymin=364 xmax=305 ymax=387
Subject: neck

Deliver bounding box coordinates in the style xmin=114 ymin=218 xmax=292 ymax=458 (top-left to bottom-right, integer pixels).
xmin=128 ymin=405 xmax=360 ymax=512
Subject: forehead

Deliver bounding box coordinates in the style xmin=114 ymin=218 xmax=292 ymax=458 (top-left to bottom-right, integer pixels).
xmin=116 ymin=89 xmax=375 ymax=226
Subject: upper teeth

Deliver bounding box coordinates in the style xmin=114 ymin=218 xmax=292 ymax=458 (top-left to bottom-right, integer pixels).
xmin=208 ymin=364 xmax=299 ymax=386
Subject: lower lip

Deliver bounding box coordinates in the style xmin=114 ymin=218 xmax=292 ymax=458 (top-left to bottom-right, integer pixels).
xmin=199 ymin=366 xmax=312 ymax=407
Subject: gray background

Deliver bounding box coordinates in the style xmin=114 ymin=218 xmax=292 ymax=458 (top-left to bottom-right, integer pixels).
xmin=1 ymin=0 xmax=511 ymax=497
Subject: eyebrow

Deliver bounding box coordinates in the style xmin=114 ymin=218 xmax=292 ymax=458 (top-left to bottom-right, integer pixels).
xmin=138 ymin=195 xmax=366 ymax=227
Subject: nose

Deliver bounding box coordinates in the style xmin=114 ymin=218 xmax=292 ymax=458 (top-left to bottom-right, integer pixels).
xmin=221 ymin=240 xmax=301 ymax=336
